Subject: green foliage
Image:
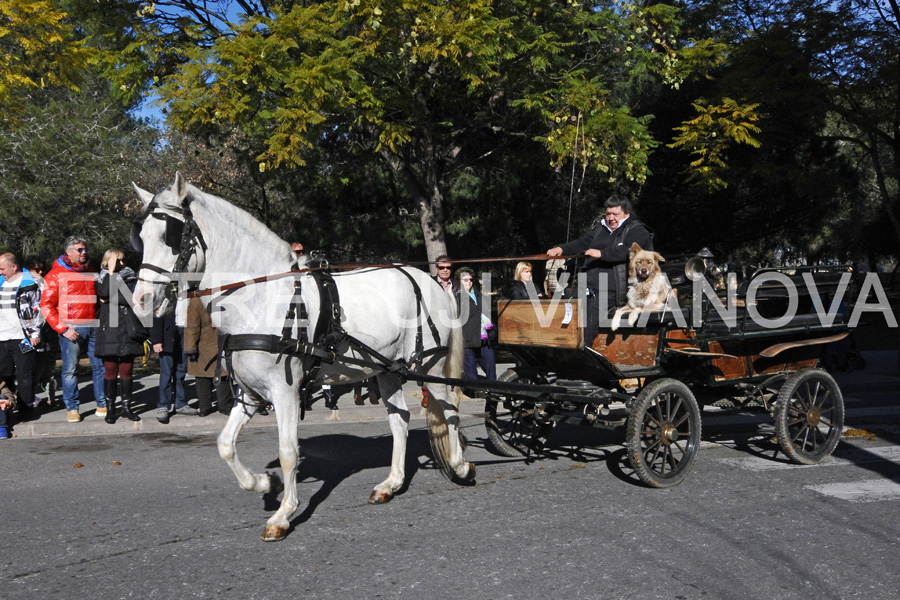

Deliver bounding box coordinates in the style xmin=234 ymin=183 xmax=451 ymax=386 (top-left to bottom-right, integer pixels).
xmin=9 ymin=0 xmax=891 ymax=272
xmin=0 ymin=0 xmax=99 ymax=121
xmin=101 ymin=2 xmax=701 ymax=254
xmin=639 ymin=0 xmax=876 ymax=264
xmin=0 ymin=80 xmax=160 ymax=262
xmin=668 ymin=97 xmax=761 ymax=191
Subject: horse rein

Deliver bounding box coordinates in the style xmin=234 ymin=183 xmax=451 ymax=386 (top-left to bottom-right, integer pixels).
xmin=185 ymin=253 xmax=577 ymax=300
xmin=131 ymin=195 xmax=575 ymax=303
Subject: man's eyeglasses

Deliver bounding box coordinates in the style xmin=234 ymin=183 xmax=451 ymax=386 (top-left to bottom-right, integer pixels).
xmin=72 ymin=248 xmax=87 ymax=253
xmin=437 ymin=266 xmax=451 ymax=271
xmin=294 ymin=250 xmax=304 ymax=256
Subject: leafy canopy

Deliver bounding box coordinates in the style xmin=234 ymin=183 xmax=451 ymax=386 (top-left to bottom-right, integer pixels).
xmin=112 ymin=1 xmax=695 ymax=185
xmin=0 ymin=0 xmax=97 ymax=121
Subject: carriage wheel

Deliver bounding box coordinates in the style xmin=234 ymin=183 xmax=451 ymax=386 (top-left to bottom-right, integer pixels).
xmin=626 ymin=378 xmax=701 ymax=488
xmin=484 ymin=369 xmax=553 ymax=457
xmin=774 ymin=369 xmax=844 ymax=465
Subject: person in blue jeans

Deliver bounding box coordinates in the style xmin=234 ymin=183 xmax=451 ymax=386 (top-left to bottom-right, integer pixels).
xmin=39 ymin=236 xmax=107 ymax=422
xmin=457 ymin=267 xmax=497 ymax=391
xmin=150 ymin=302 xmax=196 ymax=423
xmin=59 ymin=325 xmax=107 ymax=417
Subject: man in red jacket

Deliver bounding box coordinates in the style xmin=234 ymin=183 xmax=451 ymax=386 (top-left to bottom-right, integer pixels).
xmin=40 ymin=236 xmax=107 ymax=423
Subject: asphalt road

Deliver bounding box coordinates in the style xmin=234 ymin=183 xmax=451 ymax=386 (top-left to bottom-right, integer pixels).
xmin=2 ymin=374 xmax=899 ymax=600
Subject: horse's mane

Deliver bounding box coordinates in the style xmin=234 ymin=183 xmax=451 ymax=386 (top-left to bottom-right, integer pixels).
xmin=185 ymin=184 xmax=288 ymax=252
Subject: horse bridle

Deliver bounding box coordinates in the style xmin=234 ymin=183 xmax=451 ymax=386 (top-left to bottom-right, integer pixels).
xmin=131 ymin=198 xmax=208 ymax=305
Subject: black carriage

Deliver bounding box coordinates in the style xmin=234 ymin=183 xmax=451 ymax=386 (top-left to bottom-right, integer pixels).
xmin=481 ymin=262 xmax=853 ymax=488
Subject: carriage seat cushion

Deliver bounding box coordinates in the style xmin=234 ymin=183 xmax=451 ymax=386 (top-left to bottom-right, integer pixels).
xmin=700 ymin=310 xmax=846 ymax=334
xmin=735 ymin=271 xmax=848 ymax=299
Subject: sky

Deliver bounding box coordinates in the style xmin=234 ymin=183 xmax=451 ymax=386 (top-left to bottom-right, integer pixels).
xmin=132 ymin=95 xmax=166 ymax=127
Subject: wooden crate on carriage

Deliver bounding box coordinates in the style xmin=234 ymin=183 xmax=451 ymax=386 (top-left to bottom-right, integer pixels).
xmin=497 ymin=299 xmax=583 ymax=348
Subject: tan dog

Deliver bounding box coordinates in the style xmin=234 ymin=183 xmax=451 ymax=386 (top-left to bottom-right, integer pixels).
xmin=611 ymin=243 xmax=673 ymax=330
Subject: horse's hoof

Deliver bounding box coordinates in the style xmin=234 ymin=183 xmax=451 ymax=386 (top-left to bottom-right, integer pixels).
xmin=260 ymin=525 xmax=289 ymax=542
xmin=453 ymin=462 xmax=476 ymax=485
xmin=368 ymin=489 xmax=394 ymax=504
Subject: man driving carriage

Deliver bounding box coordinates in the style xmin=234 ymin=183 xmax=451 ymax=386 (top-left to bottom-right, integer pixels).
xmin=546 ymin=194 xmax=653 ymax=343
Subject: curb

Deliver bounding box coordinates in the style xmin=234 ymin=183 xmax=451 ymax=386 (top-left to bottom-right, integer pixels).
xmin=6 ymin=373 xmax=489 ymax=440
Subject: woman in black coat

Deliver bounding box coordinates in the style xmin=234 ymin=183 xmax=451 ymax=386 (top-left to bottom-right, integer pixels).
xmin=94 ymin=249 xmax=145 ymax=423
xmin=506 ymin=261 xmax=546 ymax=299
xmin=456 ymin=267 xmax=496 ymax=390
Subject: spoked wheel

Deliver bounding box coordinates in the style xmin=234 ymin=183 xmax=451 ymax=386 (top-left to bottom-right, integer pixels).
xmin=626 ymin=378 xmax=701 ymax=488
xmin=484 ymin=369 xmax=553 ymax=457
xmin=774 ymin=369 xmax=844 ymax=465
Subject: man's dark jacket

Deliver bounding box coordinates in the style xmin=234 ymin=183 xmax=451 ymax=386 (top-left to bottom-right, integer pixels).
xmin=558 ymin=217 xmax=652 ymax=307
xmin=150 ymin=310 xmax=183 ymax=354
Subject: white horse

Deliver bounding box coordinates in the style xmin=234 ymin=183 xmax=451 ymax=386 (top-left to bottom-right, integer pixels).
xmin=131 ymin=172 xmax=474 ymax=541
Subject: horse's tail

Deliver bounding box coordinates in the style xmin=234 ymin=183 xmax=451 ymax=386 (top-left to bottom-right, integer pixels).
xmin=444 ymin=301 xmax=464 ymax=399
xmin=426 ymin=292 xmax=466 ymax=480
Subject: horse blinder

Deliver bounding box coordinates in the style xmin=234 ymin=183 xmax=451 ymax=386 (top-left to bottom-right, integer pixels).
xmin=131 ymin=213 xmax=185 ymax=255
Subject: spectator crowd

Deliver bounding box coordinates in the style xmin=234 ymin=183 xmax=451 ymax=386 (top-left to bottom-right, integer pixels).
xmin=0 ymin=237 xmax=236 ymax=439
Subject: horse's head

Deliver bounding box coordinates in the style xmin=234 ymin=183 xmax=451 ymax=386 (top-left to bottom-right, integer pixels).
xmin=131 ymin=172 xmax=206 ymax=317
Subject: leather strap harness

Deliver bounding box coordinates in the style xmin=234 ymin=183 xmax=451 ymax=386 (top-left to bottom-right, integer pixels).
xmin=219 ymin=258 xmax=446 ymax=420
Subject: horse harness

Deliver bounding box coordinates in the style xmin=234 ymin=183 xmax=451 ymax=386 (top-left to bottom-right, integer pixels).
xmin=132 ymin=199 xmax=448 ymax=417
xmin=219 ymin=259 xmax=447 ymax=419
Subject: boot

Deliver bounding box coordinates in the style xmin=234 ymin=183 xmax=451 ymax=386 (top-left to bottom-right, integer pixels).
xmin=120 ymin=378 xmax=140 ymax=422
xmin=104 ymin=379 xmax=118 ymax=424
xmin=323 ymin=385 xmax=337 ymax=410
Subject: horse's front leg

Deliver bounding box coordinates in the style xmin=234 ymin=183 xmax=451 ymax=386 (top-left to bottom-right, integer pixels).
xmin=217 ymin=389 xmax=273 ymax=494
xmin=370 ymin=374 xmax=409 ymax=504
xmin=261 ymin=390 xmax=301 ymax=542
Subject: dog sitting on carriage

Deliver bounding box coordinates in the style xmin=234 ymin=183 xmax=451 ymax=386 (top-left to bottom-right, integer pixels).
xmin=610 ymin=243 xmax=676 ymax=330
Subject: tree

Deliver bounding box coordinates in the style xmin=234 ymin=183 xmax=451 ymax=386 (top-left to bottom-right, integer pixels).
xmin=639 ymin=7 xmax=858 ymax=263
xmin=673 ymin=0 xmax=900 ymax=263
xmin=0 ymin=0 xmax=97 ymax=121
xmin=0 ymin=79 xmax=161 ymax=261
xmin=814 ymin=0 xmax=900 ymax=262
xmin=104 ymin=0 xmax=695 ymax=267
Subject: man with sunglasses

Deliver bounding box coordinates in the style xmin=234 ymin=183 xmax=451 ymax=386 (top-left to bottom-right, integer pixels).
xmin=40 ymin=236 xmax=107 ymax=423
xmin=433 ymin=255 xmax=460 ymax=294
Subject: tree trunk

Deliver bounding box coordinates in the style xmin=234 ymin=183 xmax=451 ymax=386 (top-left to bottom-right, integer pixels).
xmin=378 ymin=148 xmax=448 ymax=275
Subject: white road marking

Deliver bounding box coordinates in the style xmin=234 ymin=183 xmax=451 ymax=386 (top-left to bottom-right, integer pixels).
xmin=719 ymin=444 xmax=900 ymax=471
xmin=805 ymin=479 xmax=900 ymax=502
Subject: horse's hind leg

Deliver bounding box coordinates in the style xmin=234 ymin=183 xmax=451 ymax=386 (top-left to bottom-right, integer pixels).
xmin=260 ymin=389 xmax=301 ymax=542
xmin=217 ymin=392 xmax=275 ymax=494
xmin=370 ymin=373 xmax=409 ymax=504
xmin=426 ymin=380 xmax=475 ymax=482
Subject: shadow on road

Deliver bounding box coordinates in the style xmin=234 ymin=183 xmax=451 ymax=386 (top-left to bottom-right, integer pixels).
xmin=270 ymin=429 xmax=437 ymax=531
